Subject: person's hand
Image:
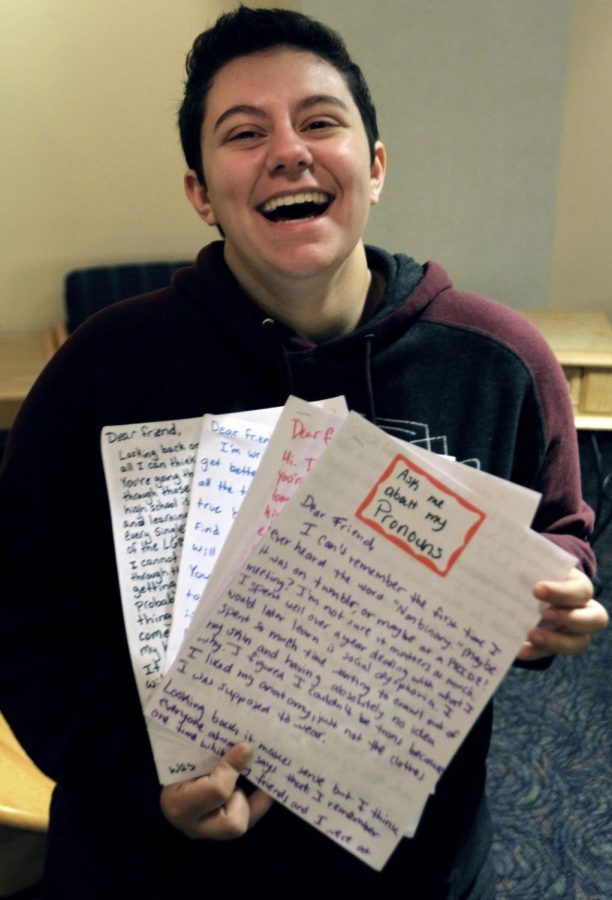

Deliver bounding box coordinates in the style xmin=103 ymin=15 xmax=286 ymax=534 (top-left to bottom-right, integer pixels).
xmin=517 ymin=567 xmax=608 ymax=661
xmin=160 ymin=742 xmax=273 ymax=839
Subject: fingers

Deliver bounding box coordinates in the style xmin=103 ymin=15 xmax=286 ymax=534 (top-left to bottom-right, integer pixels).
xmin=519 ymin=629 xmax=591 ymax=661
xmin=163 ymin=742 xmax=251 ymax=820
xmin=247 ymin=788 xmax=275 ymax=827
xmin=539 ymin=599 xmax=609 ymax=635
xmin=516 ymin=639 xmax=552 ymax=662
xmin=186 ymin=785 xmax=273 ymax=841
xmin=193 ymin=785 xmax=252 ymax=840
xmin=160 ymin=742 xmax=272 ymax=840
xmin=533 ymin=567 xmax=593 ymax=609
xmin=519 ymin=567 xmax=608 ymax=661
xmin=518 ymin=596 xmax=609 ymax=661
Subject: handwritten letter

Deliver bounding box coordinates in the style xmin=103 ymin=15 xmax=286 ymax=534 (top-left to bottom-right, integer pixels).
xmin=146 ymin=413 xmax=576 ymax=869
xmin=165 ymin=413 xmax=277 ymax=667
xmin=178 ymin=397 xmax=348 ymax=641
xmin=101 ymin=418 xmax=202 ymax=702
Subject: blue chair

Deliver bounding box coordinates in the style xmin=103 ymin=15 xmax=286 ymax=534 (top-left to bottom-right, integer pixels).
xmin=64 ymin=260 xmax=191 ymax=333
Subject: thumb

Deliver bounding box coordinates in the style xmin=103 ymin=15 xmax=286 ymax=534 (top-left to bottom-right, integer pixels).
xmin=220 ymin=741 xmax=254 ymax=774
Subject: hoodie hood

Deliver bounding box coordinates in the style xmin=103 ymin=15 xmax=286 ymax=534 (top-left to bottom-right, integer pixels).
xmin=172 ymin=241 xmax=448 ymax=421
xmin=175 ymin=241 xmax=449 ymax=350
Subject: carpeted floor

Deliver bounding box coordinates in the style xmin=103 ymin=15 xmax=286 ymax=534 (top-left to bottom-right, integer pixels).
xmin=488 ymin=432 xmax=612 ymax=899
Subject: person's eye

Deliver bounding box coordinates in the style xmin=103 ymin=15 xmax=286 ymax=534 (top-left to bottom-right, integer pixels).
xmin=227 ymin=128 xmax=263 ymax=142
xmin=304 ymin=119 xmax=337 ymax=132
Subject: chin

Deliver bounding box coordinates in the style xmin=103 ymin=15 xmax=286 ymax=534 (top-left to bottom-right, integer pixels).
xmin=268 ymin=240 xmax=357 ymax=279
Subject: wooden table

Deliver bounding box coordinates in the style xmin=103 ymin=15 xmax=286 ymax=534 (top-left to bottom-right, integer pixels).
xmin=0 ymin=714 xmax=54 ymax=896
xmin=2 ymin=315 xmax=611 ymax=431
xmin=0 ymin=328 xmax=61 ymax=430
xmin=519 ymin=310 xmax=612 ymax=430
xmin=0 ymin=330 xmax=61 ymax=892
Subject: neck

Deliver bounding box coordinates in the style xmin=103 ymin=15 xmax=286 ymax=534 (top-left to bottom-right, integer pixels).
xmin=225 ymin=243 xmax=381 ymax=341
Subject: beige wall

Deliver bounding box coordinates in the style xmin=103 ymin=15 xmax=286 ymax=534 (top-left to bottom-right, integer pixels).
xmin=0 ymin=0 xmax=610 ymax=332
xmin=0 ymin=0 xmax=237 ymax=332
xmin=304 ymin=0 xmax=574 ymax=309
xmin=549 ymin=0 xmax=612 ymax=312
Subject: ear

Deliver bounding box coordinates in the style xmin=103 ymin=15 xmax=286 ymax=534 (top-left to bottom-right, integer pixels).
xmin=184 ymin=169 xmax=218 ymax=226
xmin=369 ymin=141 xmax=387 ymax=206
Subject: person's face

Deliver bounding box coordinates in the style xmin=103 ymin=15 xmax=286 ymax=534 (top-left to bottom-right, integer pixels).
xmin=185 ymin=47 xmax=386 ymax=293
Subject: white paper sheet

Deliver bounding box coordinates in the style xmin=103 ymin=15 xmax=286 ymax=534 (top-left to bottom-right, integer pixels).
xmin=165 ymin=411 xmax=279 ymax=668
xmin=171 ymin=397 xmax=349 ymax=657
xmin=101 ymin=417 xmax=202 ymax=703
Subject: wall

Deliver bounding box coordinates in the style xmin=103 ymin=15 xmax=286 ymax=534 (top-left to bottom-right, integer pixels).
xmin=1 ymin=1 xmax=610 ymax=332
xmin=304 ymin=0 xmax=574 ymax=309
xmin=0 ymin=0 xmax=236 ymax=332
xmin=549 ymin=0 xmax=612 ymax=311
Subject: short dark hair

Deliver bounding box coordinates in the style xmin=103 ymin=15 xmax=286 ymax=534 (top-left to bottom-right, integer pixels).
xmin=178 ymin=6 xmax=379 ymax=184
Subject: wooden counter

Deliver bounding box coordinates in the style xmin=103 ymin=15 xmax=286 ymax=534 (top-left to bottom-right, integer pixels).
xmin=0 ymin=713 xmax=54 ymax=895
xmin=520 ymin=310 xmax=612 ymax=430
xmin=0 ymin=328 xmax=60 ymax=430
xmin=1 ymin=314 xmax=611 ymax=433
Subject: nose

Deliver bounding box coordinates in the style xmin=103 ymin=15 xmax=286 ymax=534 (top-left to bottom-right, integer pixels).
xmin=267 ymin=124 xmax=314 ymax=176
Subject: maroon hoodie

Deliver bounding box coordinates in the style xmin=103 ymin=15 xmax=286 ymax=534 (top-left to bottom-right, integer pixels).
xmin=0 ymin=241 xmax=594 ymax=896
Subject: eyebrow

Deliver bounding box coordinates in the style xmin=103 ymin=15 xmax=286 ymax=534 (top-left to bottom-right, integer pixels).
xmin=212 ymin=94 xmax=351 ymax=132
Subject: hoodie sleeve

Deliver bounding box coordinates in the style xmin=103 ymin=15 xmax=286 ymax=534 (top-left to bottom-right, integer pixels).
xmin=420 ymin=276 xmax=596 ymax=578
xmin=0 ymin=329 xmax=176 ymax=844
xmin=516 ymin=320 xmax=596 ymax=578
xmin=433 ymin=282 xmax=596 ymax=576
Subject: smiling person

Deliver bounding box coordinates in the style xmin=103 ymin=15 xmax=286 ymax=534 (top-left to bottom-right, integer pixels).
xmin=0 ymin=7 xmax=607 ymax=899
xmin=181 ymin=37 xmax=386 ymax=342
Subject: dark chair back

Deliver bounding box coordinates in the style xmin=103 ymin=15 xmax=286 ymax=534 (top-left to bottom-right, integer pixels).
xmin=65 ymin=261 xmax=191 ymax=332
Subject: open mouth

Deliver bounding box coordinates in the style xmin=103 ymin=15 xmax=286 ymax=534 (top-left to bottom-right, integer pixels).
xmin=259 ymin=191 xmax=333 ymax=222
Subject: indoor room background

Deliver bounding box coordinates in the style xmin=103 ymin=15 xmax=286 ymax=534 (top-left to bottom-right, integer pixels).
xmin=1 ymin=0 xmax=610 ymax=334
xmin=1 ymin=3 xmax=610 ymax=898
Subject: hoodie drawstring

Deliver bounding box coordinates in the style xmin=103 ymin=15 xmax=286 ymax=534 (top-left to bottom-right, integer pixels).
xmin=363 ymin=333 xmax=377 ymax=424
xmin=263 ymin=317 xmax=378 ymax=423
xmin=262 ymin=316 xmax=296 ymax=398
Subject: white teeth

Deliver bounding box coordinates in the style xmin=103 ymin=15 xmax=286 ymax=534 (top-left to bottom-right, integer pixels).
xmin=261 ymin=191 xmax=330 ymax=213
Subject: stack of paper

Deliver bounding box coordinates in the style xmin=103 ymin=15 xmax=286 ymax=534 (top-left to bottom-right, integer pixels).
xmin=102 ymin=397 xmax=575 ymax=870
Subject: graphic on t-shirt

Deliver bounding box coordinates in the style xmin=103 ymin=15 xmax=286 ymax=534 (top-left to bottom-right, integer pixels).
xmin=376 ymin=417 xmax=481 ymax=469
